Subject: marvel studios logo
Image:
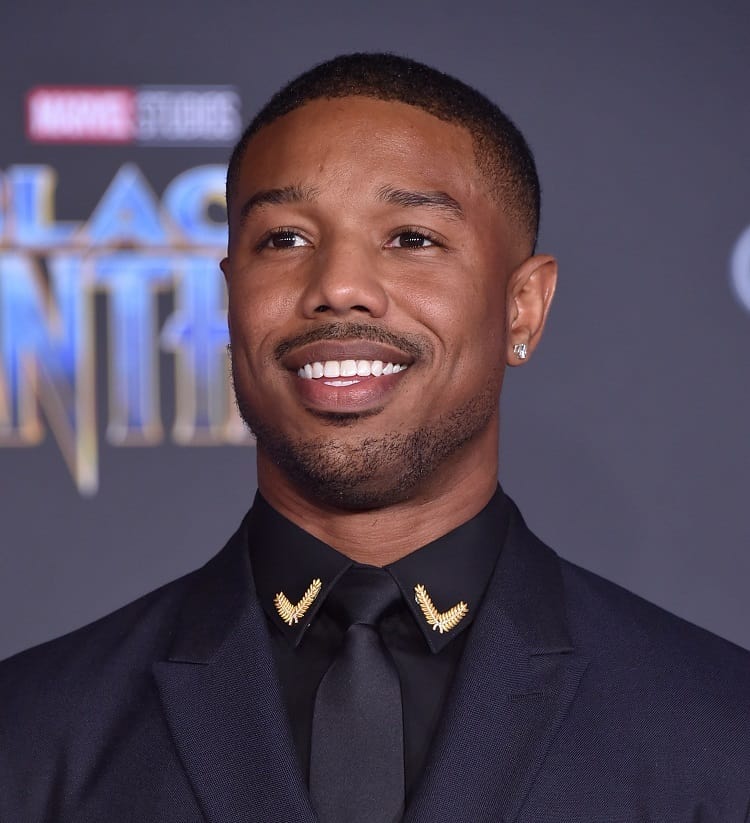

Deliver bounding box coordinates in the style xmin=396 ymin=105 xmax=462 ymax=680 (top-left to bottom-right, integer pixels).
xmin=25 ymin=85 xmax=242 ymax=146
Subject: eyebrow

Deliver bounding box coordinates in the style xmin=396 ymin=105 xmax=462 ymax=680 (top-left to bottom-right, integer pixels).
xmin=236 ymin=182 xmax=465 ymax=226
xmin=376 ymin=185 xmax=465 ymax=221
xmin=238 ymin=184 xmax=319 ymax=226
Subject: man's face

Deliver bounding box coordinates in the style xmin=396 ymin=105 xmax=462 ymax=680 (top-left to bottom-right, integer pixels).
xmin=223 ymin=96 xmax=520 ymax=509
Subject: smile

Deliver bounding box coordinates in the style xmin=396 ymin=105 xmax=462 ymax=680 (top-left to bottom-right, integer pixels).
xmin=282 ymin=342 xmax=414 ymax=413
xmin=296 ymin=360 xmax=409 ymax=380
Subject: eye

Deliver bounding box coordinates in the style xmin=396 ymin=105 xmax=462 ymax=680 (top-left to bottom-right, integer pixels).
xmin=386 ymin=229 xmax=440 ymax=249
xmin=259 ymin=229 xmax=311 ymax=250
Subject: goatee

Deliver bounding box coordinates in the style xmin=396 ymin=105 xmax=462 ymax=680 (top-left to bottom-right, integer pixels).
xmin=236 ymin=379 xmax=500 ymax=511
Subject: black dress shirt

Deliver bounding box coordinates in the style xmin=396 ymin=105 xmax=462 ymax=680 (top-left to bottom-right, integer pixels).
xmin=248 ymin=488 xmax=510 ymax=800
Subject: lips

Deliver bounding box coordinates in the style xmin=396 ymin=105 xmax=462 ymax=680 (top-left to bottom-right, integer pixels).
xmin=280 ymin=341 xmax=413 ymax=414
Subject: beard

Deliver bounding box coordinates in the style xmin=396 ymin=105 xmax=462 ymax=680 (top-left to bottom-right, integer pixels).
xmin=235 ymin=372 xmax=501 ymax=512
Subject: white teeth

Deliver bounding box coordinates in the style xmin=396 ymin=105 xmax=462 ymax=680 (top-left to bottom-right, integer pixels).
xmin=340 ymin=359 xmax=357 ymax=377
xmin=296 ymin=359 xmax=409 ymax=379
xmin=323 ymin=360 xmax=340 ymax=378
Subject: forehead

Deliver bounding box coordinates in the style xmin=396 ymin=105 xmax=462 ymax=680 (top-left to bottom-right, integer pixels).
xmin=233 ymin=96 xmax=490 ymax=209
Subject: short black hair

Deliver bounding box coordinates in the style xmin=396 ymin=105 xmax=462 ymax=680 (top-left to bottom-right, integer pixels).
xmin=227 ymin=52 xmax=540 ymax=251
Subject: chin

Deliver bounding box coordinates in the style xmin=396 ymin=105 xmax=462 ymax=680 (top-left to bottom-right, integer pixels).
xmin=254 ymin=425 xmax=427 ymax=511
xmin=302 ymin=478 xmax=417 ymax=512
xmin=241 ymin=381 xmax=499 ymax=512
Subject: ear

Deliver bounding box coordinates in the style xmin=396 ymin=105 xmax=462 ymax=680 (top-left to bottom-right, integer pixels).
xmin=505 ymin=254 xmax=557 ymax=366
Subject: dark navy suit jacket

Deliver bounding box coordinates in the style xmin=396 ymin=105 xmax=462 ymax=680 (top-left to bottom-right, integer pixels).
xmin=1 ymin=499 xmax=749 ymax=822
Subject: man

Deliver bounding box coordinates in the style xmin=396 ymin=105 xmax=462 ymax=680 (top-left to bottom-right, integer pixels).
xmin=1 ymin=53 xmax=748 ymax=823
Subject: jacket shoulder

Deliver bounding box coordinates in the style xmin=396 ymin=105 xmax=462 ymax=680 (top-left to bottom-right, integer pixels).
xmin=559 ymin=556 xmax=750 ymax=700
xmin=0 ymin=565 xmax=197 ymax=710
xmin=0 ymin=515 xmax=250 ymax=695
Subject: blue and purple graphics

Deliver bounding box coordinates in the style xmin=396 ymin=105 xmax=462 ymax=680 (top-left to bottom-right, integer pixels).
xmin=0 ymin=164 xmax=249 ymax=495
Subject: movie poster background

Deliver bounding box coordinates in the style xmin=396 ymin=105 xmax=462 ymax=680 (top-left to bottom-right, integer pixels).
xmin=2 ymin=0 xmax=749 ymax=659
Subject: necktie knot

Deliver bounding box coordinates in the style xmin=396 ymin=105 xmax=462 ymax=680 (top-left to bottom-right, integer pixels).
xmin=327 ymin=567 xmax=401 ymax=628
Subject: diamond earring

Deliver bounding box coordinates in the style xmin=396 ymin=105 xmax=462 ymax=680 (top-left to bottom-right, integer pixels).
xmin=513 ymin=342 xmax=528 ymax=360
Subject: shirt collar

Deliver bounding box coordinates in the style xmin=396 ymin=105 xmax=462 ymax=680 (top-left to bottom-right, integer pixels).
xmin=247 ymin=495 xmax=352 ymax=647
xmin=247 ymin=487 xmax=510 ymax=654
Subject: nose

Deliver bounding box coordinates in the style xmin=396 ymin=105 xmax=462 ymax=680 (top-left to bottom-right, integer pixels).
xmin=300 ymin=240 xmax=389 ymax=319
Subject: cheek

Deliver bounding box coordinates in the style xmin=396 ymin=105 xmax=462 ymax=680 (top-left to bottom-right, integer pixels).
xmin=406 ymin=271 xmax=507 ymax=367
xmin=227 ymin=277 xmax=296 ymax=357
xmin=459 ymin=267 xmax=508 ymax=355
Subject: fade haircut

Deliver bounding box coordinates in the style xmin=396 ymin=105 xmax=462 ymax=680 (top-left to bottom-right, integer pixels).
xmin=226 ymin=53 xmax=540 ymax=251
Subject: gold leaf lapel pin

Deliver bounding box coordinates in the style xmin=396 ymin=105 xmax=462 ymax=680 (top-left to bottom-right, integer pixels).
xmin=414 ymin=584 xmax=468 ymax=634
xmin=274 ymin=578 xmax=322 ymax=626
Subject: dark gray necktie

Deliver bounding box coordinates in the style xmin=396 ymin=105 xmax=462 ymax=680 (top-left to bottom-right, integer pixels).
xmin=309 ymin=567 xmax=405 ymax=823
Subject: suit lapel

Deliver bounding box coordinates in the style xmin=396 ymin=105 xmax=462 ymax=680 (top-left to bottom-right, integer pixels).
xmin=153 ymin=519 xmax=316 ymax=823
xmin=406 ymin=502 xmax=589 ymax=823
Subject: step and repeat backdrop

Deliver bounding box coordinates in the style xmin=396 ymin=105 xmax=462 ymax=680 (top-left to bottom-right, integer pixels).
xmin=1 ymin=0 xmax=749 ymax=659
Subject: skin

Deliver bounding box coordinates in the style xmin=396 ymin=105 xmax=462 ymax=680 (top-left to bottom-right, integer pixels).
xmin=222 ymin=96 xmax=557 ymax=565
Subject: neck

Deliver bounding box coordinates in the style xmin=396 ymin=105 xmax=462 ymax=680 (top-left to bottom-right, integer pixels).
xmin=255 ymin=433 xmax=499 ymax=566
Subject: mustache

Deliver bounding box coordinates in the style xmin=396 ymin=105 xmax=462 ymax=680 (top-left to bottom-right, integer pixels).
xmin=274 ymin=322 xmax=430 ymax=361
